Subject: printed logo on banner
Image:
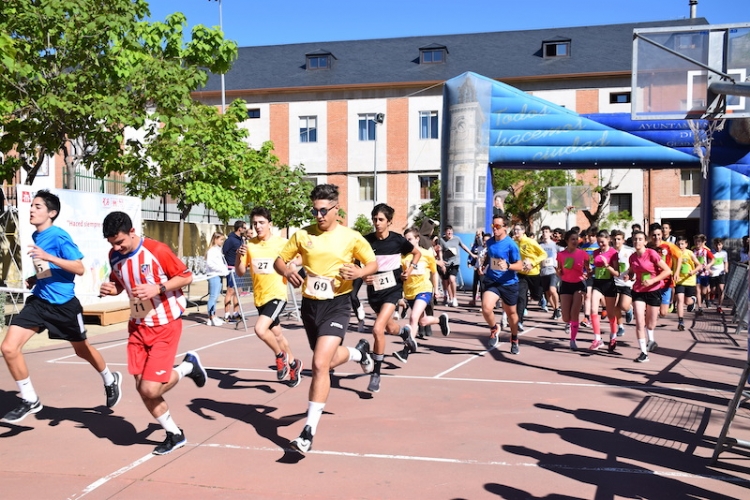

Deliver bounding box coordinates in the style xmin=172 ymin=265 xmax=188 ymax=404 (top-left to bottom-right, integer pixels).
xmin=21 ymin=191 xmax=31 ymax=203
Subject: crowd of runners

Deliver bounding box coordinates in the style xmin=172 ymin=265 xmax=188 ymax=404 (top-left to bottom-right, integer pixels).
xmin=0 ymin=185 xmax=738 ymax=457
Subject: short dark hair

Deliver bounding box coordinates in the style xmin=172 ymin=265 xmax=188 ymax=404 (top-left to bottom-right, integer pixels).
xmin=233 ymin=220 xmax=246 ymax=231
xmin=676 ymin=235 xmax=688 ymax=243
xmin=610 ymin=229 xmax=624 ymax=238
xmin=445 ymin=225 xmax=454 ymax=231
xmin=541 ymin=225 xmax=551 ymax=232
xmin=371 ymin=203 xmax=394 ymax=222
xmin=310 ymin=183 xmax=338 ymax=202
xmin=33 ymin=189 xmax=61 ymax=221
xmin=102 ymin=211 xmax=133 ymax=238
xmin=649 ymin=223 xmax=662 ymax=233
xmin=596 ymin=229 xmax=610 ymax=238
xmin=250 ymin=206 xmax=272 ymax=222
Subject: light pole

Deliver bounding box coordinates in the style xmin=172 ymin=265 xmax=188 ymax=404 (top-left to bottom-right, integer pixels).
xmin=373 ymin=113 xmax=384 ymax=203
xmin=210 ymin=0 xmax=226 ymax=112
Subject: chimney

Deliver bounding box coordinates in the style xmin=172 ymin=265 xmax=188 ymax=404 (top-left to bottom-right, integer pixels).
xmin=689 ymin=0 xmax=698 ymax=19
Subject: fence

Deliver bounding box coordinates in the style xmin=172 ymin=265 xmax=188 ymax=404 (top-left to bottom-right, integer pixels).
xmin=724 ymin=262 xmax=748 ymax=334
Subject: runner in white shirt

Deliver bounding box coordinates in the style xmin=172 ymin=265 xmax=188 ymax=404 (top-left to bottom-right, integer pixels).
xmin=611 ymin=229 xmax=635 ymax=337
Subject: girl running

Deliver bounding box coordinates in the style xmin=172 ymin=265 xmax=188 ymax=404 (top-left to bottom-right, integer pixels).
xmin=628 ymin=231 xmax=672 ymax=363
xmin=590 ymin=230 xmax=620 ymax=352
xmin=556 ymin=229 xmax=590 ymax=350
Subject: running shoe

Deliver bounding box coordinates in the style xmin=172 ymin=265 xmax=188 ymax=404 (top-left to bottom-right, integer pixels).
xmin=510 ymin=341 xmax=520 ymax=355
xmin=667 ymin=304 xmax=674 ymax=314
xmin=2 ymin=398 xmax=42 ymax=424
xmin=540 ymin=298 xmax=548 ymax=312
xmin=647 ymin=341 xmax=658 ymax=352
xmin=696 ymin=308 xmax=704 ymax=316
xmin=607 ymin=338 xmax=617 ymax=353
xmin=677 ymin=320 xmax=685 ymax=332
xmin=183 ymin=351 xmax=207 ymax=388
xmin=105 ymin=371 xmax=123 ymax=408
xmin=356 ymin=304 xmax=366 ymax=321
xmin=717 ymin=306 xmax=723 ymax=314
xmin=580 ymin=319 xmax=591 ymax=329
xmin=600 ymin=310 xmax=608 ymax=319
xmin=400 ymin=303 xmax=409 ymax=319
xmin=394 ymin=348 xmax=410 ymax=363
xmin=687 ymin=301 xmax=696 ymax=313
xmin=290 ymin=425 xmax=313 ymax=454
xmin=589 ymin=339 xmax=603 ymax=351
xmin=452 ymin=298 xmax=459 ymax=308
xmin=625 ymin=308 xmax=633 ymax=324
xmin=565 ymin=323 xmax=571 ymax=335
xmin=517 ymin=322 xmax=525 ymax=332
xmin=276 ymin=352 xmax=289 ymax=381
xmin=569 ymin=340 xmax=578 ymax=351
xmin=488 ymin=324 xmax=500 ymax=348
xmin=438 ymin=313 xmax=451 ymax=337
xmin=400 ymin=326 xmax=418 ymax=353
xmin=502 ymin=313 xmax=508 ymax=329
xmin=616 ymin=325 xmax=625 ymax=337
xmin=634 ymin=352 xmax=649 ymax=363
xmin=211 ymin=317 xmax=224 ymax=326
xmin=552 ymin=308 xmax=562 ymax=320
xmin=367 ymin=373 xmax=381 ymax=392
xmin=287 ymin=359 xmax=303 ymax=388
xmin=153 ymin=429 xmax=186 ymax=455
xmin=354 ymin=339 xmax=374 ymax=373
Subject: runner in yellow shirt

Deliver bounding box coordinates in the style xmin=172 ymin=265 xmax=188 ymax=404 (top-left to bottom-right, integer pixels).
xmin=673 ymin=235 xmax=701 ymax=331
xmin=274 ymin=184 xmax=377 ymax=454
xmin=236 ymin=207 xmax=302 ymax=387
xmin=512 ymin=224 xmax=548 ymax=331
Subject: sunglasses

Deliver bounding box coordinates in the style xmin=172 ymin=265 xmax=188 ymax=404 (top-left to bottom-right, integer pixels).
xmin=311 ymin=204 xmax=338 ymax=217
xmin=492 ymin=223 xmax=505 ymax=229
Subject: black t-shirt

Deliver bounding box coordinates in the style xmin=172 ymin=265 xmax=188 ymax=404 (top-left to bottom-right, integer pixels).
xmin=364 ymin=231 xmax=414 ymax=300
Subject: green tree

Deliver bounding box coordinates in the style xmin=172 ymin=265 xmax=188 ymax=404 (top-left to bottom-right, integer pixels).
xmin=414 ymin=179 xmax=441 ymax=231
xmin=0 ymin=0 xmax=237 ymax=186
xmin=352 ymin=214 xmax=374 ymax=235
xmin=492 ymin=168 xmax=577 ymax=230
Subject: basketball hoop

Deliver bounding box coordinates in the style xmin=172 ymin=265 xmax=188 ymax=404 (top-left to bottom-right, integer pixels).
xmin=688 ymin=118 xmax=725 ymax=178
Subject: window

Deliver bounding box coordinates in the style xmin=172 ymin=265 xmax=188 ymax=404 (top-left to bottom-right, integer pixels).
xmin=543 ymin=41 xmax=570 ymax=58
xmin=680 ymin=169 xmax=702 ymax=196
xmin=420 ymin=49 xmax=445 ymax=64
xmin=307 ymin=55 xmax=330 ymax=70
xmin=477 ymin=175 xmax=486 ymax=195
xmin=609 ymin=193 xmax=632 ymax=214
xmin=455 ymin=175 xmax=465 ymax=194
xmin=419 ymin=175 xmax=438 ymax=199
xmin=247 ymin=108 xmax=260 ymax=119
xmin=419 ymin=111 xmax=439 ymax=139
xmin=300 ymin=116 xmax=317 ymax=143
xmin=476 ymin=206 xmax=485 ymax=228
xmin=359 ymin=176 xmax=374 ymax=201
xmin=609 ymin=92 xmax=631 ymax=104
xmin=358 ymin=114 xmax=378 ymax=141
xmin=302 ymin=176 xmax=318 ymax=187
xmin=452 ymin=206 xmax=465 ymax=227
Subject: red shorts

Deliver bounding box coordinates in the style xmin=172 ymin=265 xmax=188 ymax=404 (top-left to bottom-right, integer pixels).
xmin=127 ymin=319 xmax=182 ymax=383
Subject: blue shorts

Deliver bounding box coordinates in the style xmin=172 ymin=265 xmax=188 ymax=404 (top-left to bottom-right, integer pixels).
xmin=660 ymin=287 xmax=673 ymax=305
xmin=407 ymin=292 xmax=433 ymax=308
xmin=483 ymin=281 xmax=519 ymax=307
xmin=697 ymin=275 xmax=711 ymax=287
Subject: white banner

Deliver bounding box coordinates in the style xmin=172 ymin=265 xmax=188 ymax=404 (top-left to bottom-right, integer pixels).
xmin=16 ymin=187 xmax=142 ymax=306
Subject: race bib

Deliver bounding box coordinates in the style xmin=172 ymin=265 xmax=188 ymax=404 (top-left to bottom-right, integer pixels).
xmin=681 ymin=263 xmax=690 ymax=275
xmin=252 ymin=257 xmax=273 ymax=275
xmin=641 ymin=272 xmax=651 ymax=284
xmin=33 ymin=258 xmax=52 ymax=279
xmin=410 ymin=264 xmax=425 ymax=276
xmin=543 ymin=258 xmax=555 ymax=268
xmin=563 ymin=257 xmax=574 ymax=269
xmin=490 ymin=258 xmax=507 ymax=271
xmin=305 ymin=274 xmax=335 ymax=299
xmin=372 ymin=271 xmax=396 ymax=291
xmin=594 ymin=267 xmax=611 ymax=280
xmin=619 ymin=262 xmax=627 ymax=273
xmin=130 ymin=297 xmax=154 ymax=320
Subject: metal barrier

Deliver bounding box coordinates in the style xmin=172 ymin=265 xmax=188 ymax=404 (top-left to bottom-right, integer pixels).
xmin=724 ymin=262 xmax=748 ymax=334
xmin=232 ymin=270 xmax=301 ymax=330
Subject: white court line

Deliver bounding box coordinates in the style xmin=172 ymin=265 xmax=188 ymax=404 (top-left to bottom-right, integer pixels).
xmin=47 ymin=341 xmax=129 ymax=363
xmin=66 ymin=453 xmax=154 ymax=499
xmin=434 ymin=328 xmax=532 ymax=378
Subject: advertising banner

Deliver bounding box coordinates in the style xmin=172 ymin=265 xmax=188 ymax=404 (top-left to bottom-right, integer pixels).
xmin=16 ymin=186 xmax=142 ymax=306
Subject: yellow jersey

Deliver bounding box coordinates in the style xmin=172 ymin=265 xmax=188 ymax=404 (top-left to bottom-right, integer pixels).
xmin=238 ymin=234 xmax=288 ymax=307
xmin=401 ymin=247 xmax=437 ymax=300
xmin=676 ymin=249 xmax=697 ymax=287
xmin=279 ymin=224 xmax=376 ymax=300
xmin=516 ymin=235 xmax=547 ymax=276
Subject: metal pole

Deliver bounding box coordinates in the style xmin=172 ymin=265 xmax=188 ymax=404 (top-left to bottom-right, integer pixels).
xmin=373 ymin=123 xmax=378 ymax=203
xmin=219 ymin=0 xmax=226 ymax=112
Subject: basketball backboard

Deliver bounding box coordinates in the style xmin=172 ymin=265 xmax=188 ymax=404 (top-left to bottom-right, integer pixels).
xmin=632 ymin=23 xmax=750 ymax=120
xmin=547 ymin=185 xmax=592 ymax=213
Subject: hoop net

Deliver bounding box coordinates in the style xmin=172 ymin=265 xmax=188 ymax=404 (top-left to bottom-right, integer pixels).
xmin=688 ymin=119 xmax=725 ymax=178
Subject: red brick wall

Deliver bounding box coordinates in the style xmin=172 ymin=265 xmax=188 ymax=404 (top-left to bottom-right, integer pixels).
xmin=387 ymin=98 xmax=409 ymax=230
xmin=645 ymin=168 xmax=700 ymax=222
xmin=269 ymin=103 xmax=289 ymax=166
xmin=327 ymin=101 xmax=349 ymax=223
xmin=575 ymin=89 xmax=599 ymax=114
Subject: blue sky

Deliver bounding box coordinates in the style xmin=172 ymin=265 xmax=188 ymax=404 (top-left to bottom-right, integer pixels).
xmin=145 ymin=0 xmax=746 ymax=47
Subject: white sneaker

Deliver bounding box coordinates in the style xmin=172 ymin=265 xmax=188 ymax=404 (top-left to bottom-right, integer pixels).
xmin=502 ymin=312 xmax=508 ymax=328
xmin=206 ymin=319 xmax=214 ymax=326
xmin=356 ymin=304 xmax=365 ymax=321
xmin=452 ymin=298 xmax=458 ymax=308
xmin=212 ymin=317 xmax=224 ymax=326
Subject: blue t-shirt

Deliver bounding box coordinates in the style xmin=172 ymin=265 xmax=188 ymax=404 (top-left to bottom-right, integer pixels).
xmin=222 ymin=232 xmax=243 ymax=267
xmin=484 ymin=236 xmax=520 ymax=285
xmin=32 ymin=225 xmax=84 ymax=304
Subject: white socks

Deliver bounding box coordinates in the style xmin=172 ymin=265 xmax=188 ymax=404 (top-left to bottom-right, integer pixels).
xmin=17 ymin=377 xmax=38 ymax=403
xmin=305 ymin=401 xmax=325 ymax=435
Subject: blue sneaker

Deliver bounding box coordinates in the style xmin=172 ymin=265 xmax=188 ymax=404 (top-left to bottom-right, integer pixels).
xmin=625 ymin=308 xmax=633 ymax=324
xmin=616 ymin=325 xmax=625 ymax=337
xmin=183 ymin=351 xmax=207 ymax=388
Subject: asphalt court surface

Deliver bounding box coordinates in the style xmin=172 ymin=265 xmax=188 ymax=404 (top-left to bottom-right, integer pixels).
xmin=2 ymin=291 xmax=750 ymax=499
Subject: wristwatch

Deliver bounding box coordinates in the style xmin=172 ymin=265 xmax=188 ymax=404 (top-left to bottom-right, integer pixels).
xmin=410 ymin=262 xmax=419 ymax=270
xmin=159 ymin=284 xmax=167 ymax=295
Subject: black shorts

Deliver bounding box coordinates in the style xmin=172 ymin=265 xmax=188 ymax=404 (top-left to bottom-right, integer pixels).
xmin=615 ymin=285 xmax=632 ymax=297
xmin=438 ymin=263 xmax=459 ymax=280
xmin=592 ymin=279 xmax=617 ymax=298
xmin=559 ymin=280 xmax=586 ymax=295
xmin=585 ymin=276 xmax=594 ymax=288
xmin=483 ymin=281 xmax=519 ymax=307
xmin=710 ymin=274 xmax=726 ymax=286
xmin=675 ymin=285 xmax=697 ymax=297
xmin=10 ymin=295 xmax=87 ymax=342
xmin=519 ymin=273 xmax=543 ymax=301
xmin=632 ymin=290 xmax=662 ymax=307
xmin=257 ymin=298 xmax=286 ymax=328
xmin=541 ymin=274 xmax=560 ymax=291
xmin=300 ymin=294 xmax=351 ymax=350
xmin=225 ymin=268 xmax=237 ymax=288
xmin=368 ymin=287 xmax=403 ymax=314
